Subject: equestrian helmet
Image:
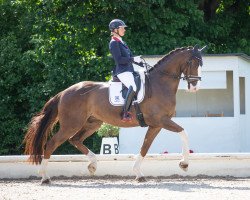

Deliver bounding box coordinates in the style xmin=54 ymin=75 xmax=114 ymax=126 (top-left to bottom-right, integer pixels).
xmin=109 ymin=19 xmax=127 ymax=31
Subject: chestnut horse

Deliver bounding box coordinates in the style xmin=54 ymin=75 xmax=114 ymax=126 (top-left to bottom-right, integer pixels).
xmin=24 ymin=45 xmax=204 ymax=183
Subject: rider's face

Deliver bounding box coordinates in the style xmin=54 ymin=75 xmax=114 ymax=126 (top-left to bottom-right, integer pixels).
xmin=118 ymin=26 xmax=126 ymax=37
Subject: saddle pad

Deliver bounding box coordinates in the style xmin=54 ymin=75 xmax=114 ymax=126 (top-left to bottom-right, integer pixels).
xmin=109 ymin=81 xmax=145 ymax=106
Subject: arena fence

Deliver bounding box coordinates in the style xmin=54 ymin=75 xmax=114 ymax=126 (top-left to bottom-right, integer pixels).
xmin=0 ymin=153 xmax=250 ymax=179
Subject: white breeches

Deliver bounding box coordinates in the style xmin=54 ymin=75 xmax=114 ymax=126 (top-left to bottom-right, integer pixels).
xmin=117 ymin=72 xmax=137 ymax=92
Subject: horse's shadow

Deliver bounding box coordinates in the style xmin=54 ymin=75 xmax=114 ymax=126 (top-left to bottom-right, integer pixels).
xmin=46 ymin=178 xmax=250 ymax=192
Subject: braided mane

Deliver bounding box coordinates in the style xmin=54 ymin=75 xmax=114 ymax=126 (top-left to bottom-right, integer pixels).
xmin=153 ymin=46 xmax=193 ymax=68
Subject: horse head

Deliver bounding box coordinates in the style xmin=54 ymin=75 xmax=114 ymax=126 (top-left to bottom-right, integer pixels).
xmin=150 ymin=45 xmax=206 ymax=93
xmin=181 ymin=45 xmax=206 ymax=92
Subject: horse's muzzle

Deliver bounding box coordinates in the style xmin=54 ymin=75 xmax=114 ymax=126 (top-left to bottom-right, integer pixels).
xmin=187 ymin=81 xmax=200 ymax=92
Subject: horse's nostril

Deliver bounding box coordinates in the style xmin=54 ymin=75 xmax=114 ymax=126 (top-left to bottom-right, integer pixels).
xmin=191 ymin=82 xmax=197 ymax=87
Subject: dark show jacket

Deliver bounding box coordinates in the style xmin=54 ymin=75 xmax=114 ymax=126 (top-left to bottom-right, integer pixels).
xmin=109 ymin=37 xmax=134 ymax=76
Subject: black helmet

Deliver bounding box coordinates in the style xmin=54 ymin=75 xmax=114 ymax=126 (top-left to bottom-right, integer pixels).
xmin=109 ymin=19 xmax=127 ymax=31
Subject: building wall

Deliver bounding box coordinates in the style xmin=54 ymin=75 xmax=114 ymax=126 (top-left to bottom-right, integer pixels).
xmin=119 ymin=118 xmax=240 ymax=154
xmin=238 ymin=58 xmax=250 ymax=152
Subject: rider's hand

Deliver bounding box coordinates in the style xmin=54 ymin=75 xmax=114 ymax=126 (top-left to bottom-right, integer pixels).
xmin=133 ymin=55 xmax=142 ymax=63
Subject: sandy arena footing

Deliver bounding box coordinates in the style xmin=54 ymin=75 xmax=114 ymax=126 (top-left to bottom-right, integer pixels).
xmin=1 ymin=176 xmax=250 ymax=200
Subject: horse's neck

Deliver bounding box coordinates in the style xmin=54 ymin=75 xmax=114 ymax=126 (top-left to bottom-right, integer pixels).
xmin=160 ymin=51 xmax=189 ymax=75
xmin=150 ymin=51 xmax=189 ymax=95
xmin=149 ymin=69 xmax=180 ymax=96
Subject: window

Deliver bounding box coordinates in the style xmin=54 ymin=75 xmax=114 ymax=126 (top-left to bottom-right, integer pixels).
xmin=176 ymin=71 xmax=234 ymax=117
xmin=239 ymin=77 xmax=246 ymax=114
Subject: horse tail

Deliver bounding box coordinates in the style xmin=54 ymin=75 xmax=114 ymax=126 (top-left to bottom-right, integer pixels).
xmin=23 ymin=92 xmax=61 ymax=165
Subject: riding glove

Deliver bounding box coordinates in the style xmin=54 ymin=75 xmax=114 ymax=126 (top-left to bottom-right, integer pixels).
xmin=133 ymin=56 xmax=142 ymax=63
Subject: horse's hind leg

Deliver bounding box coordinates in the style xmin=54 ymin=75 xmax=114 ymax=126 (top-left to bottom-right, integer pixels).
xmin=39 ymin=126 xmax=79 ymax=184
xmin=69 ymin=117 xmax=103 ymax=175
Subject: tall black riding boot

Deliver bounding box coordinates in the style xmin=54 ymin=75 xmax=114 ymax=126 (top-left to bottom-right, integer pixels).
xmin=121 ymin=86 xmax=135 ymax=122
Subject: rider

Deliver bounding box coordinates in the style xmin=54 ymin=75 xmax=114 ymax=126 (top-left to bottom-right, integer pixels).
xmin=109 ymin=19 xmax=142 ymax=122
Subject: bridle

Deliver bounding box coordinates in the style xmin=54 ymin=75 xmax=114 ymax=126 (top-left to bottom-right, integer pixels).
xmin=140 ymin=55 xmax=202 ymax=83
xmin=135 ymin=45 xmax=206 ymax=97
xmin=182 ymin=55 xmax=202 ymax=83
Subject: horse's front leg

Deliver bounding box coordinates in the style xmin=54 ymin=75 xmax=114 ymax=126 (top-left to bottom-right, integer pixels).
xmin=133 ymin=126 xmax=161 ymax=182
xmin=178 ymin=130 xmax=189 ymax=171
xmin=161 ymin=116 xmax=190 ymax=171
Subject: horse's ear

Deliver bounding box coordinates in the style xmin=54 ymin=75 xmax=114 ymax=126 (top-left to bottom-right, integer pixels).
xmin=200 ymin=45 xmax=207 ymax=52
xmin=194 ymin=44 xmax=199 ymax=52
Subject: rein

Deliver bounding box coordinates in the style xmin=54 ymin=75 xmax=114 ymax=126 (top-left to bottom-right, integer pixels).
xmin=159 ymin=70 xmax=182 ymax=80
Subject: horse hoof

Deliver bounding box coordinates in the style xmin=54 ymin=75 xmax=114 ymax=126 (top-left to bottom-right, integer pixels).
xmin=88 ymin=163 xmax=97 ymax=176
xmin=41 ymin=178 xmax=51 ymax=185
xmin=135 ymin=177 xmax=147 ymax=183
xmin=179 ymin=162 xmax=189 ymax=172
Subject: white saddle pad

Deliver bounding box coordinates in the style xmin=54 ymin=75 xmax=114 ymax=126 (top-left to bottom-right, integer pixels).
xmin=109 ymin=70 xmax=146 ymax=106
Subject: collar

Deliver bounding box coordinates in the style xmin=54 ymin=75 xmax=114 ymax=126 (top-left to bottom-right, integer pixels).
xmin=112 ymin=36 xmax=128 ymax=49
xmin=112 ymin=36 xmax=123 ymax=43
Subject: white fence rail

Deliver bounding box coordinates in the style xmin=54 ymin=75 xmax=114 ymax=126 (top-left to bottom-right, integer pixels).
xmin=1 ymin=153 xmax=250 ymax=179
